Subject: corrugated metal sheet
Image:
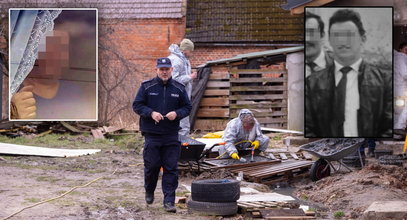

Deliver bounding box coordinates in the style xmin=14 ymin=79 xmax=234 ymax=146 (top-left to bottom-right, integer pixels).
xmin=199 ymin=46 xmax=304 ymax=67
xmin=0 ymin=0 xmax=183 ymax=19
xmin=186 ymin=0 xmax=303 ymax=43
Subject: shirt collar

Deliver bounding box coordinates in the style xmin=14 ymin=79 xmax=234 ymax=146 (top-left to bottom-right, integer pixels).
xmin=313 ymin=50 xmax=326 ymax=69
xmin=334 ymin=58 xmax=363 ymax=73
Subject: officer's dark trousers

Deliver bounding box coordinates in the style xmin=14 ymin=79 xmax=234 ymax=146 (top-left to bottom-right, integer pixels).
xmin=143 ymin=133 xmax=181 ymax=204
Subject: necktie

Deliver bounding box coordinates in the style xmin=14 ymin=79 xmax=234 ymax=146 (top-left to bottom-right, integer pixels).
xmin=307 ymin=62 xmax=317 ymax=72
xmin=333 ymin=66 xmax=352 ymax=136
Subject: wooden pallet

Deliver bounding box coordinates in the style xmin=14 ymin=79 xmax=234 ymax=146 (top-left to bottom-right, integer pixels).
xmin=267 ymin=152 xmax=310 ymax=160
xmin=230 ymin=160 xmax=313 ymax=184
xmin=238 ymin=201 xmax=299 ymax=214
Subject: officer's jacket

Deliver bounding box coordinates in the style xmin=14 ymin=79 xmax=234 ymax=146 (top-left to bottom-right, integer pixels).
xmin=305 ymin=61 xmax=392 ymax=137
xmin=133 ymin=76 xmax=192 ymax=135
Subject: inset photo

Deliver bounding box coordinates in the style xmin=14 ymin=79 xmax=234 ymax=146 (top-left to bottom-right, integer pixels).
xmin=9 ymin=9 xmax=97 ymax=120
xmin=304 ymin=7 xmax=393 ymax=137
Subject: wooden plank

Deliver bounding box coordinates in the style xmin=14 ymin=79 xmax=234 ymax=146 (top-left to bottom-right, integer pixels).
xmin=230 ymin=103 xmax=287 ymax=109
xmin=91 ymin=129 xmax=105 ymax=139
xmin=229 ymin=94 xmax=287 ymax=101
xmin=268 ymin=153 xmax=277 ymax=160
xmin=230 ymin=86 xmax=286 ymax=91
xmin=257 ymin=118 xmax=287 ymax=124
xmin=279 ymin=153 xmax=288 ymax=160
xmin=200 ymin=97 xmax=229 ymax=107
xmin=197 ymin=108 xmax=229 ymax=118
xmin=290 ymin=153 xmax=299 ymax=160
xmin=209 ymin=73 xmax=229 ymax=80
xmin=230 ymin=111 xmax=287 ymax=118
xmin=207 ymin=81 xmax=230 ymax=88
xmin=194 ymin=119 xmax=229 ymax=131
xmin=205 ymin=160 xmax=281 ymax=169
xmin=0 ymin=143 xmax=101 ymax=157
xmin=204 ymin=89 xmax=229 ymax=96
xmin=231 ymin=69 xmax=287 ymax=74
xmin=230 ymin=78 xmax=286 ymax=83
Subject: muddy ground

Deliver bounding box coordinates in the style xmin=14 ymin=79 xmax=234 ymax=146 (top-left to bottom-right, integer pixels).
xmin=0 ymin=133 xmax=406 ymax=219
xmin=295 ymin=143 xmax=407 ymax=219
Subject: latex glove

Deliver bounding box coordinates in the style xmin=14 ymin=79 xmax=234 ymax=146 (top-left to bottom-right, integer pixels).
xmin=165 ymin=111 xmax=177 ymax=120
xmin=11 ymin=85 xmax=36 ymax=119
xmin=251 ymin=140 xmax=260 ymax=149
xmin=230 ymin=153 xmax=240 ymax=160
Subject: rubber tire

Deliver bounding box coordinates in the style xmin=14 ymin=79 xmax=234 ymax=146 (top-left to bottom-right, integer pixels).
xmin=310 ymin=159 xmax=331 ymax=181
xmin=191 ymin=179 xmax=240 ymax=202
xmin=187 ymin=200 xmax=238 ymax=216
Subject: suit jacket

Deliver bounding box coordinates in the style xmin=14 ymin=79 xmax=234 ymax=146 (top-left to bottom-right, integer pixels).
xmin=305 ymin=61 xmax=392 ymax=137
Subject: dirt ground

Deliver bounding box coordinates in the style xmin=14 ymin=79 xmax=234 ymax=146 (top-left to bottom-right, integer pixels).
xmin=1 ymin=133 xmax=406 ymax=219
xmin=295 ymin=143 xmax=407 ymax=219
xmin=0 ymin=133 xmax=247 ymax=220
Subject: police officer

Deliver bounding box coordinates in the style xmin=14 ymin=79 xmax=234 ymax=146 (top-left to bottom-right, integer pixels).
xmin=133 ymin=57 xmax=192 ymax=213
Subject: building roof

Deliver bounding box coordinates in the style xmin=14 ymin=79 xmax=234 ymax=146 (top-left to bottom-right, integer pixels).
xmin=199 ymin=46 xmax=304 ymax=67
xmin=186 ymin=0 xmax=303 ymax=44
xmin=0 ymin=0 xmax=183 ymax=19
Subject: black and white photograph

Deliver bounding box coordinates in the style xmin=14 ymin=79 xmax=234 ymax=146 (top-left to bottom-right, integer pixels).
xmin=304 ymin=7 xmax=393 ymax=138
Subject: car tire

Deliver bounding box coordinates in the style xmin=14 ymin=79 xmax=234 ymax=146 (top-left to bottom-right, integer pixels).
xmin=191 ymin=179 xmax=240 ymax=202
xmin=187 ymin=200 xmax=238 ymax=216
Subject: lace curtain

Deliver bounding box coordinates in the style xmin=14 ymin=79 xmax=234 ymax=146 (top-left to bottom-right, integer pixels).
xmin=10 ymin=10 xmax=61 ymax=95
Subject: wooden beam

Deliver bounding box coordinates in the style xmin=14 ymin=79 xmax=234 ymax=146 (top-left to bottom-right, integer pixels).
xmin=207 ymin=81 xmax=230 ymax=88
xmin=230 ymin=103 xmax=287 ymax=109
xmin=209 ymin=73 xmax=230 ymax=80
xmin=200 ymin=97 xmax=229 ymax=107
xmin=230 ymin=86 xmax=286 ymax=91
xmin=230 ymin=111 xmax=287 ymax=118
xmin=257 ymin=117 xmax=287 ymax=124
xmin=204 ymin=89 xmax=229 ymax=96
xmin=197 ymin=108 xmax=229 ymax=118
xmin=230 ymin=78 xmax=286 ymax=83
xmin=229 ymin=94 xmax=287 ymax=101
xmin=231 ymin=69 xmax=287 ymax=74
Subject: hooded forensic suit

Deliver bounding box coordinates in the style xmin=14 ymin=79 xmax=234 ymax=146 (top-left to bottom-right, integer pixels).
xmin=219 ymin=109 xmax=270 ymax=158
xmin=168 ymin=44 xmax=192 ymax=136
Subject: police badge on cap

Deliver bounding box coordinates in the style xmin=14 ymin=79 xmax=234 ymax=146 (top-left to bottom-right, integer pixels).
xmin=156 ymin=57 xmax=172 ymax=68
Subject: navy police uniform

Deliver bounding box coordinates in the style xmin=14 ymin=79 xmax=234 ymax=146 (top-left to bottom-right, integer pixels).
xmin=133 ymin=58 xmax=191 ymax=206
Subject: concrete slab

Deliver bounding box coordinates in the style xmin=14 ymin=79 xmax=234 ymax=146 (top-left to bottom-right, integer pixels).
xmin=363 ymin=201 xmax=407 ymax=220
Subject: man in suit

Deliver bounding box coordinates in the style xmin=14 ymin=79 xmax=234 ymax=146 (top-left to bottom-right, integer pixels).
xmin=305 ymin=11 xmax=332 ymax=78
xmin=305 ymin=9 xmax=392 ymax=137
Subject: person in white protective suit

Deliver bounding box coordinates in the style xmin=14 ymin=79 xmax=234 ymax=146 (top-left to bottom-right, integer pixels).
xmin=218 ymin=109 xmax=270 ymax=160
xmin=394 ymin=49 xmax=407 ymax=131
xmin=168 ymin=39 xmax=197 ymax=136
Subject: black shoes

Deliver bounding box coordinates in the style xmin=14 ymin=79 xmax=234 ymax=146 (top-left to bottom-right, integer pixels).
xmin=163 ymin=202 xmax=176 ymax=213
xmin=145 ymin=192 xmax=154 ymax=204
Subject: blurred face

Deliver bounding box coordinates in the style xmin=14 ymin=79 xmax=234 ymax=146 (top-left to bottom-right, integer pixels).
xmin=156 ymin=67 xmax=173 ymax=82
xmin=329 ymin=21 xmax=363 ymax=65
xmin=29 ymin=31 xmax=69 ymax=81
xmin=243 ymin=122 xmax=254 ymax=132
xmin=183 ymin=50 xmax=193 ymax=58
xmin=305 ymin=18 xmax=323 ymax=62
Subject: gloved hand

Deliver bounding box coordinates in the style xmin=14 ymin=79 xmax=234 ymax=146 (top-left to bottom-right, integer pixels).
xmin=11 ymin=85 xmax=36 ymax=119
xmin=251 ymin=140 xmax=260 ymax=149
xmin=230 ymin=153 xmax=240 ymax=160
